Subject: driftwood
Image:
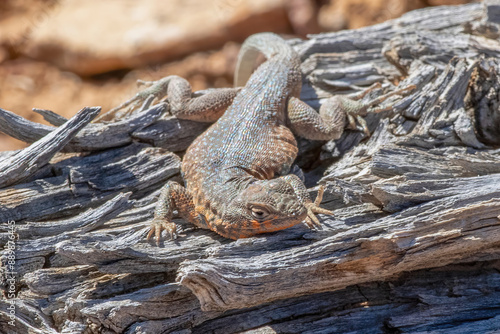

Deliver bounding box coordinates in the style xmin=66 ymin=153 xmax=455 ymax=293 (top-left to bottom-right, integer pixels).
xmin=1 ymin=2 xmax=500 ymax=333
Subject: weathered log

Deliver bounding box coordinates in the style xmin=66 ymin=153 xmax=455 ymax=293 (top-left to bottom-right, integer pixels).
xmin=178 ymin=175 xmax=500 ymax=311
xmin=0 ymin=103 xmax=167 ymax=151
xmin=0 ymin=143 xmax=181 ymax=224
xmin=0 ymin=106 xmax=101 ymax=188
xmin=1 ymin=2 xmax=500 ymax=333
xmin=32 ymin=108 xmax=69 ymax=126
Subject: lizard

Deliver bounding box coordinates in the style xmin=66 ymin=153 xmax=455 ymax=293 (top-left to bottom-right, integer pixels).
xmin=112 ymin=33 xmax=412 ymax=242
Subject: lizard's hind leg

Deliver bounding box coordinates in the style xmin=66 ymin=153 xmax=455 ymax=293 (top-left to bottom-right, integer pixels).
xmin=287 ymin=84 xmax=415 ymax=139
xmin=97 ymin=75 xmax=240 ymax=122
xmin=287 ymin=96 xmax=350 ymax=141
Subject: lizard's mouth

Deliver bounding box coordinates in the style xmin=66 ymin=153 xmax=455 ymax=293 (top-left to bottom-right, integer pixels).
xmin=247 ymin=212 xmax=308 ymax=234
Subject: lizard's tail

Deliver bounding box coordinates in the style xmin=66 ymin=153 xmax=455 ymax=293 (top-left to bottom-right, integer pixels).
xmin=234 ymin=32 xmax=297 ymax=87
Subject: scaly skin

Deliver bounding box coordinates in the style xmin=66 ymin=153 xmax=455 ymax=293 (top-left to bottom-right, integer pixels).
xmin=138 ymin=33 xmax=412 ymax=243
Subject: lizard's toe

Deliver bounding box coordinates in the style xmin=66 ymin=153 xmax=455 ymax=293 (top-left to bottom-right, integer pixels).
xmin=304 ymin=203 xmax=333 ymax=230
xmin=346 ymin=110 xmax=370 ymax=135
xmin=309 ymin=204 xmax=334 ymax=216
xmin=147 ymin=219 xmax=178 ymax=246
xmin=303 ymin=185 xmax=334 ymax=230
xmin=304 ymin=212 xmax=321 ymax=229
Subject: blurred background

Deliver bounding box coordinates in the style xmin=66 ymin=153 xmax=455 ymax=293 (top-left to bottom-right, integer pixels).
xmin=0 ymin=0 xmax=476 ymax=151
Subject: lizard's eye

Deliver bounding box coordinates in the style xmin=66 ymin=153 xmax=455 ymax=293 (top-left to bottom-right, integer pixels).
xmin=251 ymin=207 xmax=270 ymax=220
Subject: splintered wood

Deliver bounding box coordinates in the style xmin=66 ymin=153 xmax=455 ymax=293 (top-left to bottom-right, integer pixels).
xmin=1 ymin=2 xmax=500 ymax=333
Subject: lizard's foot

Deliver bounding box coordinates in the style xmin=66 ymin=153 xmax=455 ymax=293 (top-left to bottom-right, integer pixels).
xmin=146 ymin=218 xmax=178 ymax=246
xmin=96 ymin=77 xmax=175 ymax=122
xmin=303 ymin=185 xmax=334 ymax=229
xmin=345 ymin=84 xmax=417 ymax=136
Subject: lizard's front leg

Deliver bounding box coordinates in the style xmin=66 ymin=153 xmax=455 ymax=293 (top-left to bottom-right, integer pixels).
xmin=281 ymin=174 xmax=333 ymax=229
xmin=148 ymin=181 xmax=206 ymax=245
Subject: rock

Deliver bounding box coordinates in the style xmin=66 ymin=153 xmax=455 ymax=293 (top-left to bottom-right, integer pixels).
xmin=427 ymin=0 xmax=476 ymax=5
xmin=285 ymin=0 xmax=321 ymax=37
xmin=319 ymin=0 xmax=427 ymax=31
xmin=22 ymin=0 xmax=291 ymax=76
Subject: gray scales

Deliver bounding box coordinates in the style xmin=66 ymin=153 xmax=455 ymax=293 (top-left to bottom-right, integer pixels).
xmin=107 ymin=32 xmax=413 ymax=243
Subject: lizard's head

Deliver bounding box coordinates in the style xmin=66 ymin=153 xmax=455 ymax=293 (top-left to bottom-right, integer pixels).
xmin=222 ymin=179 xmax=307 ymax=238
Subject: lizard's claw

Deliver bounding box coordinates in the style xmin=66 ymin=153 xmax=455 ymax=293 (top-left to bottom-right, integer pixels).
xmin=347 ymin=113 xmax=370 ymax=136
xmin=303 ymin=185 xmax=334 ymax=230
xmin=146 ymin=218 xmax=178 ymax=246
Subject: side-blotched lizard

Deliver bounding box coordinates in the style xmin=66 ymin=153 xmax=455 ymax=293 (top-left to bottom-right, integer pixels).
xmin=113 ymin=33 xmax=411 ymax=242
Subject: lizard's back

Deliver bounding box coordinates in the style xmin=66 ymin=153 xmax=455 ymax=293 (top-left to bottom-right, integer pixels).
xmin=182 ymin=33 xmax=302 ymax=223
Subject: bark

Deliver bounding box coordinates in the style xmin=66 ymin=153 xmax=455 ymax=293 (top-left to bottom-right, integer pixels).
xmin=1 ymin=2 xmax=500 ymax=333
